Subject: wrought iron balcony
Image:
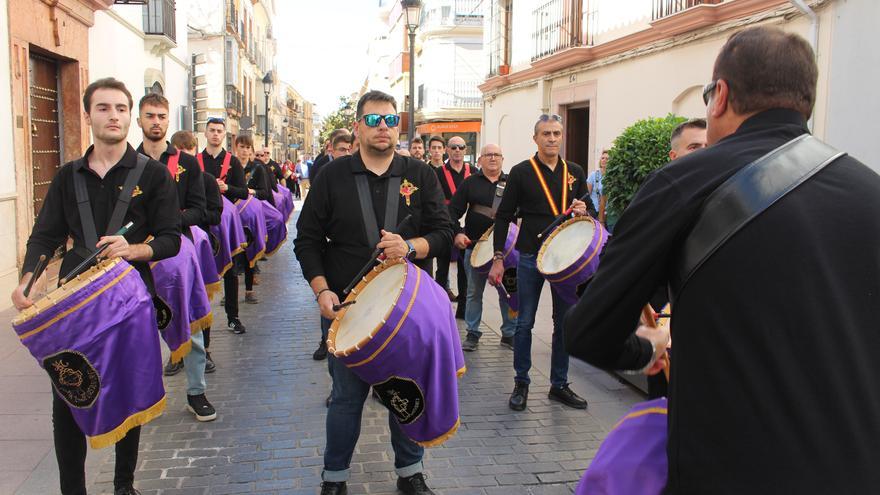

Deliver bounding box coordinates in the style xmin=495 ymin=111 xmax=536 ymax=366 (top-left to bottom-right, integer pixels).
xmin=142 ymin=0 xmax=176 ymax=42
xmin=532 ymin=0 xmax=594 ymax=62
xmin=652 ymin=0 xmax=724 ymax=20
xmin=225 ymin=85 xmax=243 ymax=115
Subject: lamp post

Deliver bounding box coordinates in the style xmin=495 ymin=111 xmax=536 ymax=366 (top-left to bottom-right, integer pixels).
xmin=262 ymin=71 xmax=274 ymax=148
xmin=401 ymin=0 xmax=422 ymax=144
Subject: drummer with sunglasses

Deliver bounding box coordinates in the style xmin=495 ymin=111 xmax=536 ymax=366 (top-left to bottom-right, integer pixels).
xmin=490 ymin=113 xmax=595 ymax=412
xmin=295 ymin=90 xmax=453 ymax=495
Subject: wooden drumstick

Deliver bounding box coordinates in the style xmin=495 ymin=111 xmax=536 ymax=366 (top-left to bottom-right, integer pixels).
xmin=497 ymin=283 xmax=512 ymax=300
xmin=537 ymin=191 xmax=592 ymax=239
xmin=332 ymin=301 xmax=356 ymax=311
xmin=61 ymin=222 xmax=134 ymax=285
xmin=23 ymin=255 xmax=47 ymax=298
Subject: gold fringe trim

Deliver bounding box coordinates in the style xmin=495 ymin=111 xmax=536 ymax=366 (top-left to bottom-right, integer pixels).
xmin=218 ymin=261 xmax=233 ymax=278
xmin=189 ymin=312 xmax=213 ymax=335
xmin=415 ymin=418 xmax=461 ymax=448
xmin=265 ymin=231 xmax=289 ymax=257
xmin=205 ymin=281 xmax=221 ymax=301
xmin=456 ymin=366 xmax=467 ymax=378
xmin=248 ymin=248 xmax=266 ymax=268
xmin=169 ymin=339 xmax=193 ymax=364
xmin=89 ymin=395 xmax=167 ymax=449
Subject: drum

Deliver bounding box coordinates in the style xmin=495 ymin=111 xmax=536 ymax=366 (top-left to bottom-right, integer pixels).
xmin=236 ymin=196 xmax=267 ymax=267
xmin=150 ymin=235 xmax=212 ymax=363
xmin=211 ymin=196 xmax=248 ymax=277
xmin=328 ymin=260 xmax=466 ymax=447
xmin=575 ymin=398 xmax=668 ymax=495
xmin=470 ymin=223 xmax=520 ymax=311
xmin=190 ymin=226 xmax=221 ymax=300
xmin=260 ymin=199 xmax=288 ymax=256
xmin=278 ymin=184 xmax=295 ymax=221
xmin=12 ymin=259 xmax=166 ymax=449
xmin=537 ymin=216 xmax=608 ymax=305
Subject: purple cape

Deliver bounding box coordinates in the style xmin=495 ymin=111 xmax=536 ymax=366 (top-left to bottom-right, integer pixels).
xmin=260 ymin=199 xmax=288 ymax=256
xmin=236 ymin=196 xmax=267 ymax=267
xmin=190 ymin=226 xmax=221 ymax=301
xmin=211 ymin=196 xmax=247 ymax=277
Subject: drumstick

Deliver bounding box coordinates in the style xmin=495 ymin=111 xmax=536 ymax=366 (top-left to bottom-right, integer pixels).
xmin=332 ymin=301 xmax=356 ymax=311
xmin=497 ymin=283 xmax=512 ymax=300
xmin=537 ymin=191 xmax=592 ymax=239
xmin=61 ymin=222 xmax=134 ymax=284
xmin=343 ymin=214 xmax=413 ymax=295
xmin=23 ymin=255 xmax=48 ymax=298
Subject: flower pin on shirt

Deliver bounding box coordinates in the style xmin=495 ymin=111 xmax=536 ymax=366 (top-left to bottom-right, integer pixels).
xmin=567 ymin=173 xmax=577 ymax=191
xmin=400 ymin=179 xmax=419 ymax=206
xmin=119 ymin=185 xmax=144 ymax=198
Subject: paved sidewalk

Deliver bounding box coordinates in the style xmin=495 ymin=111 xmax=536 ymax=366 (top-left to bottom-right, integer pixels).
xmin=2 ymin=206 xmax=642 ymax=494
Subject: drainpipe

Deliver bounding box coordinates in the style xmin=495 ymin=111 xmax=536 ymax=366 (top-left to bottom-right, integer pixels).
xmin=789 ymin=0 xmax=818 ymax=131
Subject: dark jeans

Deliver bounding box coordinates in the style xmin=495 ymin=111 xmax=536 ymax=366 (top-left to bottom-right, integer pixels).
xmin=223 ymin=268 xmax=238 ymax=319
xmin=435 ymin=248 xmax=468 ymax=302
xmin=323 ymin=356 xmax=424 ymax=481
xmin=513 ymin=253 xmax=570 ymax=388
xmin=53 ymin=392 xmax=140 ymax=494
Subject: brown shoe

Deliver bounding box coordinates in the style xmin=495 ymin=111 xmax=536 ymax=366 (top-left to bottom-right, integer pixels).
xmin=253 ymin=274 xmax=260 ymax=286
xmin=245 ymin=291 xmax=259 ymax=304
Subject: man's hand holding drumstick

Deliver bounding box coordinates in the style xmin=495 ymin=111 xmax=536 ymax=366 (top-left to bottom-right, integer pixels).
xmin=637 ymin=305 xmax=671 ymax=378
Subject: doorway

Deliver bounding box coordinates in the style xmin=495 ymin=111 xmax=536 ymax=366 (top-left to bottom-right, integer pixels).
xmin=565 ymin=105 xmax=589 ymax=168
xmin=28 ymin=53 xmax=63 ymax=217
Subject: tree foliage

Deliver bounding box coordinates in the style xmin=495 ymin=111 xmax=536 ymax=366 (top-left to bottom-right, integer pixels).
xmin=318 ymin=96 xmax=357 ymax=146
xmin=603 ymin=114 xmax=687 ymax=215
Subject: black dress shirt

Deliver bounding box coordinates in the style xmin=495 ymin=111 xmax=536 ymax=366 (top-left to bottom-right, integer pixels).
xmin=449 ymin=171 xmax=508 ymax=242
xmin=201 ymin=171 xmax=222 ymax=228
xmin=493 ymin=154 xmax=590 ymax=254
xmin=244 ymin=160 xmax=274 ymax=206
xmin=266 ymin=159 xmax=283 ymax=190
xmin=435 ymin=161 xmax=473 ymax=201
xmin=295 ymin=153 xmax=454 ymax=295
xmin=23 ymin=144 xmax=181 ymax=292
xmin=565 ymin=109 xmax=880 ymax=493
xmin=310 ymin=152 xmax=330 ymax=180
xmin=199 ymin=149 xmax=247 ymax=201
xmin=137 ymin=142 xmax=206 ymax=230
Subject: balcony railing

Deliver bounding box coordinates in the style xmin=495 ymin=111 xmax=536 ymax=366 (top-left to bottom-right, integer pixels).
xmin=532 ymin=0 xmax=596 ymax=61
xmin=419 ymin=81 xmax=482 ymax=110
xmin=652 ymin=0 xmax=724 ymax=20
xmin=143 ymin=0 xmax=176 ymax=42
xmin=225 ymin=85 xmax=242 ymax=115
xmin=226 ymin=0 xmax=238 ymax=34
xmin=422 ymin=0 xmax=484 ymax=28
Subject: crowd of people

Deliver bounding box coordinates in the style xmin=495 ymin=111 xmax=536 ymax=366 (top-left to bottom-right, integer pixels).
xmin=8 ymin=25 xmax=880 ymax=495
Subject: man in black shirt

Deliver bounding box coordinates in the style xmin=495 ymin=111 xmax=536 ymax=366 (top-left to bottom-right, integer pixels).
xmin=233 ymin=135 xmax=265 ymax=305
xmin=11 ymin=78 xmax=180 ymax=495
xmin=449 ymin=143 xmax=517 ymax=352
xmin=565 ymin=27 xmax=880 ymax=493
xmin=295 ymin=90 xmax=452 ymax=495
xmin=136 ymin=94 xmax=217 ymax=423
xmin=310 ymin=128 xmax=351 ymax=181
xmin=435 ymin=135 xmax=471 ymax=316
xmin=198 ymin=118 xmax=248 ymax=333
xmin=490 ymin=114 xmax=591 ymax=412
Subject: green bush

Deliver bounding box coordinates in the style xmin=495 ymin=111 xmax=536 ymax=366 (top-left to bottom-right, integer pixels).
xmin=603 ymin=114 xmax=687 ymax=215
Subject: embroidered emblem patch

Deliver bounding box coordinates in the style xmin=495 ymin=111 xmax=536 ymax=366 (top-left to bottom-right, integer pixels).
xmin=502 ymin=267 xmax=518 ymax=296
xmin=373 ymin=376 xmax=425 ymax=425
xmin=153 ymin=296 xmax=173 ymax=330
xmin=400 ymin=179 xmax=419 ymax=206
xmin=175 ymin=165 xmax=185 ymax=182
xmin=117 ymin=185 xmax=144 ymax=198
xmin=567 ymin=173 xmax=577 ymax=191
xmin=43 ymin=350 xmax=100 ymax=409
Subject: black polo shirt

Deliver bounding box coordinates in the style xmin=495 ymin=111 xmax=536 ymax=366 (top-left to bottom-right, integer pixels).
xmin=23 ymin=144 xmax=181 ymax=292
xmin=244 ymin=160 xmax=273 ymax=206
xmin=493 ymin=154 xmax=590 ymax=254
xmin=435 ymin=161 xmax=473 ymax=201
xmin=201 ymin=171 xmax=222 ymax=228
xmin=199 ymin=149 xmax=248 ymax=201
xmin=295 ymin=152 xmax=454 ymax=295
xmin=266 ymin=159 xmax=283 ymax=191
xmin=137 ymin=142 xmax=206 ymax=230
xmin=564 ymin=109 xmax=880 ymax=493
xmin=449 ymin=171 xmax=508 ymax=242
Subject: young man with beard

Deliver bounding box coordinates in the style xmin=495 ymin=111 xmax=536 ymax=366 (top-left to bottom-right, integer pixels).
xmin=408 ymin=136 xmax=425 ymax=161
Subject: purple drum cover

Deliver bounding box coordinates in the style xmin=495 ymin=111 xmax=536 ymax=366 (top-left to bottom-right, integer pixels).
xmin=190 ymin=226 xmax=222 ymax=301
xmin=12 ymin=260 xmax=166 ymax=449
xmin=576 ymin=398 xmax=668 ymax=495
xmin=151 ymin=235 xmax=207 ymax=362
xmin=538 ymin=216 xmax=608 ymax=306
xmin=472 ymin=224 xmax=520 ymax=312
xmin=260 ymin=199 xmax=288 ymax=256
xmin=278 ymin=184 xmax=295 ymax=220
xmin=329 ymin=260 xmax=465 ymax=447
xmin=236 ymin=196 xmax=268 ymax=267
xmin=211 ymin=196 xmax=248 ymax=277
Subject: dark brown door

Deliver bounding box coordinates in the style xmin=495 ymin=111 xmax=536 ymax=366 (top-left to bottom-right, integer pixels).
xmin=29 ymin=54 xmax=63 ymax=217
xmin=565 ymin=105 xmax=589 ymax=168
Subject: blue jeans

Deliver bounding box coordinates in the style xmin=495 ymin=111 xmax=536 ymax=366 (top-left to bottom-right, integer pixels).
xmin=183 ymin=331 xmax=206 ymax=396
xmin=463 ymin=248 xmax=517 ymax=339
xmin=513 ymin=253 xmax=570 ymax=388
xmin=323 ymin=355 xmax=424 ymax=482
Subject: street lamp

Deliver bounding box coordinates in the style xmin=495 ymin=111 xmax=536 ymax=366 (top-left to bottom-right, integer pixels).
xmin=262 ymin=71 xmax=274 ymax=148
xmin=401 ymin=0 xmax=422 ymax=144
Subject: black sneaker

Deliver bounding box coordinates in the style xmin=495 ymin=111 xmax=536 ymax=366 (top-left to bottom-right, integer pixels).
xmin=454 ymin=302 xmax=466 ymax=320
xmin=549 ymin=384 xmax=588 ymax=409
xmin=461 ymin=334 xmax=479 ymax=352
xmin=114 ymin=486 xmax=141 ymax=495
xmin=509 ymin=382 xmax=529 ymax=411
xmin=186 ymin=394 xmax=217 ymax=422
xmin=205 ymin=352 xmax=216 ymax=373
xmin=397 ymin=473 xmax=435 ymax=495
xmin=500 ymin=335 xmax=514 ymax=350
xmin=227 ymin=318 xmax=246 ymax=334
xmin=320 ymin=481 xmax=347 ymax=495
xmin=313 ymin=341 xmax=328 ymax=360
xmin=163 ymin=359 xmax=184 ymax=376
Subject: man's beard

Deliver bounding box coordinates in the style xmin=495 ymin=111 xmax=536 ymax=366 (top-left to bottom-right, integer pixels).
xmin=145 ymin=128 xmax=167 ymax=142
xmin=366 ymin=141 xmax=394 ymax=156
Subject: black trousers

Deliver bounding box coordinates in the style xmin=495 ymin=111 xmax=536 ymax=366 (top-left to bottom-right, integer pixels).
xmin=223 ymin=267 xmax=239 ymax=320
xmin=53 ymin=392 xmax=140 ymax=494
xmin=435 ymin=248 xmax=468 ymax=302
xmin=244 ymin=262 xmax=254 ymax=291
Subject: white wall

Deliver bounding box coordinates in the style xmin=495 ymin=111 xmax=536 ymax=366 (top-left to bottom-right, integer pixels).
xmin=0 ymin=0 xmax=20 ymax=303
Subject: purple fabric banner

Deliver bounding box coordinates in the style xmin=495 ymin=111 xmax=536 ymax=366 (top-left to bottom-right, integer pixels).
xmin=260 ymin=199 xmax=288 ymax=256
xmin=12 ymin=259 xmax=166 ymax=449
xmin=211 ymin=196 xmax=247 ymax=277
xmin=190 ymin=226 xmax=221 ymax=301
xmin=150 ymin=235 xmax=204 ymax=363
xmin=236 ymin=196 xmax=267 ymax=267
xmin=330 ymin=260 xmax=465 ymax=447
xmin=575 ymin=398 xmax=668 ymax=495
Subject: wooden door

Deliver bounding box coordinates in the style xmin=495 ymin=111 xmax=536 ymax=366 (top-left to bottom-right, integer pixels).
xmin=29 ymin=54 xmax=63 ymax=217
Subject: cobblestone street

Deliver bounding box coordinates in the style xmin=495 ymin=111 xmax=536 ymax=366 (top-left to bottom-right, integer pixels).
xmin=3 ymin=208 xmax=642 ymax=495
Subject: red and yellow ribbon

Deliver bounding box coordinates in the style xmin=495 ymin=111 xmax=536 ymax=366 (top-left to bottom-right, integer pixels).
xmin=529 ymin=157 xmax=568 ymax=216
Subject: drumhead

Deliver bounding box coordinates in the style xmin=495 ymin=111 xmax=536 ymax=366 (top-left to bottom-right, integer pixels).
xmin=470 ymin=228 xmax=495 ymax=268
xmin=539 ymin=218 xmax=596 ymax=275
xmin=333 ymin=262 xmax=407 ymax=352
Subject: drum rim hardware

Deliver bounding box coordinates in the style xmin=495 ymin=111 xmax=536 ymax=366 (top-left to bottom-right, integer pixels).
xmin=537 ymin=215 xmax=605 ymax=279
xmin=470 ymin=223 xmax=519 ymax=270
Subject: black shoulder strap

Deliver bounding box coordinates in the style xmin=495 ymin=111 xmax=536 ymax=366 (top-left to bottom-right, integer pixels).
xmin=670 ymin=135 xmax=844 ymax=300
xmin=106 ymin=153 xmax=149 ymax=236
xmin=492 ymin=179 xmax=506 ymax=213
xmin=384 ymin=175 xmax=401 ymax=234
xmin=73 ymin=160 xmax=98 ymax=259
xmin=355 ymin=173 xmax=403 ymax=248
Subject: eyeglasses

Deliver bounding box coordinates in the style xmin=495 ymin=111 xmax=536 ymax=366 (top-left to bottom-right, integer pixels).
xmin=362 ymin=114 xmax=400 ymax=127
xmin=448 ymin=144 xmax=466 ymax=151
xmin=702 ymin=80 xmax=718 ymax=105
xmin=482 ymin=153 xmax=502 ymax=159
xmin=539 ymin=114 xmax=563 ymax=124
xmin=207 ymin=117 xmax=226 ymax=125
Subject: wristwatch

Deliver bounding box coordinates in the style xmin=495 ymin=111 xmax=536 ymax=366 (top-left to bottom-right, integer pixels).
xmin=405 ymin=240 xmax=416 ymax=260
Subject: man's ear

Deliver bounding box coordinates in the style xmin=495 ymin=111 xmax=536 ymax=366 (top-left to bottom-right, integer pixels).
xmin=668 ymin=150 xmax=677 ymax=161
xmin=709 ymin=79 xmax=730 ymax=119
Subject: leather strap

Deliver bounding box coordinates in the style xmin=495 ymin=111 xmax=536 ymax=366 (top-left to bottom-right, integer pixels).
xmin=670 ymin=135 xmax=844 ymax=300
xmin=442 ymin=162 xmax=471 ymax=204
xmin=196 ymin=152 xmax=205 ymax=171
xmin=384 ymin=176 xmax=401 ymax=235
xmin=470 ymin=204 xmax=496 ymax=220
xmin=220 ymin=151 xmax=232 ymax=181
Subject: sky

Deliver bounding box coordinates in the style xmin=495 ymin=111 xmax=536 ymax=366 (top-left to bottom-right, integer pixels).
xmin=275 ymin=1 xmax=385 ymax=119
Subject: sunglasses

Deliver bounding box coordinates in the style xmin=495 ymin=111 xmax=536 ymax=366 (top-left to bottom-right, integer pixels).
xmin=702 ymin=80 xmax=718 ymax=105
xmin=362 ymin=114 xmax=400 ymax=128
xmin=539 ymin=113 xmax=563 ymax=123
xmin=448 ymin=144 xmax=466 ymax=150
xmin=207 ymin=117 xmax=226 ymax=125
